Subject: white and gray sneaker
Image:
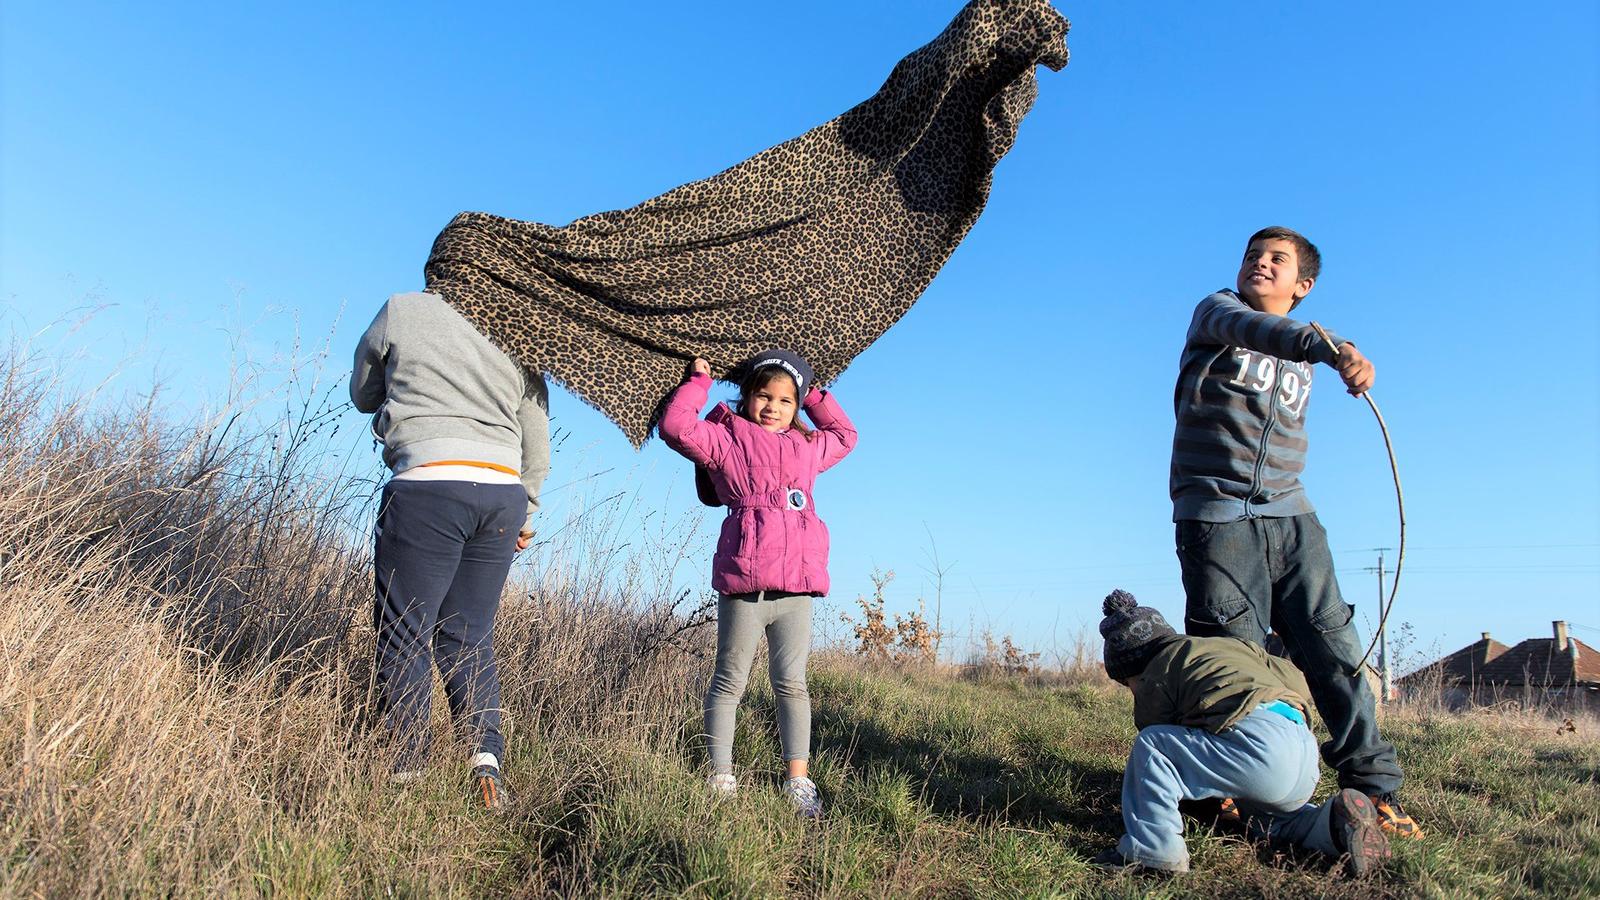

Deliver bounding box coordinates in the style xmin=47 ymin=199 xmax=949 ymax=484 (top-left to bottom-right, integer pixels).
xmin=707 ymin=772 xmax=738 ymax=799
xmin=783 ymin=776 xmax=822 ymax=819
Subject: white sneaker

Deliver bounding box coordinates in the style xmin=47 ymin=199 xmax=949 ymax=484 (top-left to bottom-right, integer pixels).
xmin=783 ymin=776 xmax=822 ymax=819
xmin=707 ymin=772 xmax=738 ymax=798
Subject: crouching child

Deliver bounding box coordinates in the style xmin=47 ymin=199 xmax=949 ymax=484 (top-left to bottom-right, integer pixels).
xmin=1094 ymin=590 xmax=1389 ymax=877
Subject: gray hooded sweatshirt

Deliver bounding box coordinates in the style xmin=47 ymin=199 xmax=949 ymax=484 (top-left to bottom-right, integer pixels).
xmin=350 ymin=291 xmax=549 ymax=531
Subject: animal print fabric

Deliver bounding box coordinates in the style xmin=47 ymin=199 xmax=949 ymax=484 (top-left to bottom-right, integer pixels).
xmin=425 ymin=0 xmax=1069 ymax=447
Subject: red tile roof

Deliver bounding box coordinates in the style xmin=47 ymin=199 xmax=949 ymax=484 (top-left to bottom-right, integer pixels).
xmin=1475 ymin=637 xmax=1600 ymax=686
xmin=1398 ymin=636 xmax=1510 ymax=686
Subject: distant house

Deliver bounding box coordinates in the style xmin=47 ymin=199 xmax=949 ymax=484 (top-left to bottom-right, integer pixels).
xmin=1397 ymin=631 xmax=1511 ymax=707
xmin=1399 ymin=621 xmax=1599 ymax=711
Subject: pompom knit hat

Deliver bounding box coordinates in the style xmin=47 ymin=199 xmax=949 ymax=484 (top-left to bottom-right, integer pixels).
xmin=1099 ymin=589 xmax=1178 ymax=682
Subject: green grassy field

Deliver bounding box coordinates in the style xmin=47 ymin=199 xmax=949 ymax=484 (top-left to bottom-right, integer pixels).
xmin=11 ymin=607 xmax=1595 ymax=899
xmin=480 ymin=663 xmax=1598 ymax=899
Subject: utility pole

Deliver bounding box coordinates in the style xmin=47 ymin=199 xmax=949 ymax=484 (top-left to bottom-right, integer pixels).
xmin=1376 ymin=550 xmax=1390 ymax=703
xmin=1364 ymin=548 xmax=1394 ymax=703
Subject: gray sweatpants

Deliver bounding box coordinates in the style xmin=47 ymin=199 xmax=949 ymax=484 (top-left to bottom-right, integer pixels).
xmin=704 ymin=591 xmax=813 ymax=774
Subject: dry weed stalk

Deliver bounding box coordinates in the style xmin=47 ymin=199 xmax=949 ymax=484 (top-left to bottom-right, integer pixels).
xmin=967 ymin=630 xmax=1042 ymax=678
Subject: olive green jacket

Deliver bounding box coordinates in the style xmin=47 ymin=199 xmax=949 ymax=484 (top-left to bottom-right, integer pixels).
xmin=1132 ymin=636 xmax=1312 ymax=734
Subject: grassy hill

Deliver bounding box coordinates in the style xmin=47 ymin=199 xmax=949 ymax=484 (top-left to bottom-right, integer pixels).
xmin=1 ymin=350 xmax=1596 ymax=898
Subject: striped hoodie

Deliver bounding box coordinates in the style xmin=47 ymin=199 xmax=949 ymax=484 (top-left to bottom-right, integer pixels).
xmin=1170 ymin=290 xmax=1345 ymax=522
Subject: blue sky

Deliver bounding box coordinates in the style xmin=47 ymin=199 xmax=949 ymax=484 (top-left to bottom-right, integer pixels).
xmin=4 ymin=1 xmax=1597 ymax=666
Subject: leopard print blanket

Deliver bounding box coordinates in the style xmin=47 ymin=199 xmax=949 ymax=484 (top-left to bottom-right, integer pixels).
xmin=425 ymin=0 xmax=1069 ymax=446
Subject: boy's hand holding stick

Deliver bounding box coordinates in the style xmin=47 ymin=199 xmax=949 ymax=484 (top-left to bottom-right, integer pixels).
xmin=1333 ymin=343 xmax=1375 ymax=396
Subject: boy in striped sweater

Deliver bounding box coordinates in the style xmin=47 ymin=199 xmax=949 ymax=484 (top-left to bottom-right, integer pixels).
xmin=1167 ymin=227 xmax=1419 ymax=837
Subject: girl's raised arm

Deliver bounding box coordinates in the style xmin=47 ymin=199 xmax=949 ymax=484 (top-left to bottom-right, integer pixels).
xmin=803 ymin=388 xmax=857 ymax=473
xmin=659 ymin=370 xmax=734 ymax=468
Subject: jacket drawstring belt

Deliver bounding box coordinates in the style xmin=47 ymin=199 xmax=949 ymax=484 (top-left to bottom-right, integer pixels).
xmin=725 ymin=488 xmax=810 ymax=512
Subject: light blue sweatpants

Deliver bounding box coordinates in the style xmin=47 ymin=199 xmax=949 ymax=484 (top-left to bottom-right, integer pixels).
xmin=1119 ymin=707 xmax=1339 ymax=872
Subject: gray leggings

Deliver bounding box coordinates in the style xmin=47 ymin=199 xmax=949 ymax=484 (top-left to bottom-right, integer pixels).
xmin=704 ymin=591 xmax=813 ymax=773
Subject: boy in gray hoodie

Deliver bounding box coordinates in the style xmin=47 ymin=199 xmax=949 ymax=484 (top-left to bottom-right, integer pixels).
xmin=351 ymin=291 xmax=550 ymax=809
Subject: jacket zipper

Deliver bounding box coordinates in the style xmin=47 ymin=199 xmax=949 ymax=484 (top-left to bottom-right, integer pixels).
xmin=786 ymin=436 xmax=806 ymax=590
xmin=1245 ymin=359 xmax=1279 ymax=517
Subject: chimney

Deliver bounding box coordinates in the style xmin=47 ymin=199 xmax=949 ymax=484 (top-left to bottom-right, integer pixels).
xmin=1481 ymin=631 xmax=1492 ymax=642
xmin=1553 ymin=621 xmax=1569 ymax=651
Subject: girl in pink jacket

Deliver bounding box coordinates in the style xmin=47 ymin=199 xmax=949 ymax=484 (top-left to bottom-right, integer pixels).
xmin=659 ymin=349 xmax=857 ymax=818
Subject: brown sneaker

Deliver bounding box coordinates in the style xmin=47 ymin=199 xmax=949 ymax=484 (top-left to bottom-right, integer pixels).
xmin=1330 ymin=789 xmax=1391 ymax=877
xmin=1216 ymin=796 xmax=1242 ymax=825
xmin=1371 ymin=792 xmax=1423 ymax=839
xmin=1179 ymin=796 xmax=1244 ymax=830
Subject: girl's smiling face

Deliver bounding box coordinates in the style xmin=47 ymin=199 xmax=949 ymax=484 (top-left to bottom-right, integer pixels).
xmin=744 ymin=370 xmax=799 ymax=433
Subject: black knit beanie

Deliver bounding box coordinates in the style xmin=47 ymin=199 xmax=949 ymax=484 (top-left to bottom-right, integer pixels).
xmin=740 ymin=348 xmax=815 ymax=396
xmin=1100 ymin=589 xmax=1178 ymax=682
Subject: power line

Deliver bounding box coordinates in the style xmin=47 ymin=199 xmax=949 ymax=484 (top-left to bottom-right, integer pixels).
xmin=1336 ymin=542 xmax=1599 ymax=554
xmin=1386 ymin=565 xmax=1598 ymax=572
xmin=1336 ymin=565 xmax=1599 ymax=575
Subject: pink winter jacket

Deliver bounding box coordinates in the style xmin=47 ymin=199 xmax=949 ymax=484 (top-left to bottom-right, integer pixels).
xmin=659 ymin=372 xmax=858 ymax=596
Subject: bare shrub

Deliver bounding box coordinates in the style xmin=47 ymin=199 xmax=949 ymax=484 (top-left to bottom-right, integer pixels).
xmin=838 ymin=569 xmax=941 ymax=666
xmin=841 ymin=569 xmax=896 ymax=662
xmin=962 ymin=629 xmax=1042 ymax=679
xmin=892 ymin=601 xmax=938 ymax=664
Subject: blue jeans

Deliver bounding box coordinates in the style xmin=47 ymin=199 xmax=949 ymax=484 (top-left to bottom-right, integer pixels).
xmin=1119 ymin=709 xmax=1338 ymax=872
xmin=373 ymin=479 xmax=525 ymax=770
xmin=1176 ymin=513 xmax=1403 ymax=795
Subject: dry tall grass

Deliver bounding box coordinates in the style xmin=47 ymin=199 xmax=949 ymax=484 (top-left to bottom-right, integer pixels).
xmin=0 ymin=345 xmax=714 ymax=895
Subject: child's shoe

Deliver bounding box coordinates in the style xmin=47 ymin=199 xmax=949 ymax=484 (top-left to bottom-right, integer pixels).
xmin=1090 ymin=848 xmax=1187 ymax=876
xmin=1178 ymin=796 xmax=1243 ymax=831
xmin=1370 ymin=792 xmax=1423 ymax=839
xmin=782 ymin=775 xmax=822 ymax=819
xmin=1329 ymin=789 xmax=1391 ymax=877
xmin=1215 ymin=796 xmax=1242 ymax=825
xmin=471 ymin=752 xmax=511 ymax=812
xmin=707 ymin=772 xmax=738 ymax=799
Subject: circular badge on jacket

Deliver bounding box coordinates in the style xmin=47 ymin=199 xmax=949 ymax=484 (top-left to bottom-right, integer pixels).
xmin=786 ymin=488 xmax=808 ymax=511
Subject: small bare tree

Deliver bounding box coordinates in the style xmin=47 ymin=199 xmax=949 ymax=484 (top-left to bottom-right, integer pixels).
xmin=840 ymin=569 xmax=942 ymax=666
